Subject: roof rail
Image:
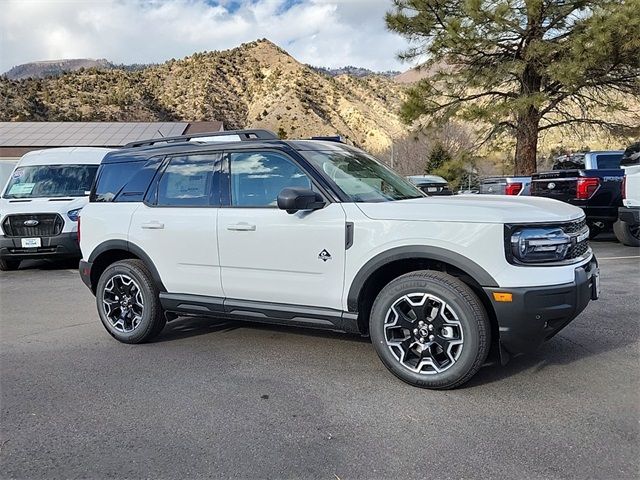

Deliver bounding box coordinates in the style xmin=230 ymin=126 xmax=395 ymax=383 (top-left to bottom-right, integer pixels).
xmin=123 ymin=129 xmax=279 ymax=149
xmin=311 ymin=135 xmax=344 ymax=143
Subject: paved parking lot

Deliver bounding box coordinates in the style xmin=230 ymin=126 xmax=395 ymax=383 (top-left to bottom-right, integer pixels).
xmin=1 ymin=235 xmax=638 ymax=479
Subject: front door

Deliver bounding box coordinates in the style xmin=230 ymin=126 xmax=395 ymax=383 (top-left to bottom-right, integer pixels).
xmin=217 ymin=150 xmax=346 ymax=309
xmin=129 ymin=153 xmax=223 ymax=297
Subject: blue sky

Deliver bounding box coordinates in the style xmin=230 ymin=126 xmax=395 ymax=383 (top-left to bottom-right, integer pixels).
xmin=0 ymin=0 xmax=413 ymax=73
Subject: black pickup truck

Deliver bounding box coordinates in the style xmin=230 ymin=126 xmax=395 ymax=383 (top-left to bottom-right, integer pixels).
xmin=531 ymin=151 xmax=624 ymax=238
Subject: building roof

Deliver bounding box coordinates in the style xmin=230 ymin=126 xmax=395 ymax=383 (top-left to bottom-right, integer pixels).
xmin=0 ymin=121 xmax=224 ymax=158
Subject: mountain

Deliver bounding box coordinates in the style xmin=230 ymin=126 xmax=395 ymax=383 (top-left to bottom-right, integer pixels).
xmin=3 ymin=58 xmax=114 ymax=80
xmin=310 ymin=65 xmax=400 ymax=78
xmin=0 ymin=40 xmax=407 ymax=151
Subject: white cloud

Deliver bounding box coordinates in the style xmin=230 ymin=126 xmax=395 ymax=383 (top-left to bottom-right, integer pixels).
xmin=0 ymin=0 xmax=413 ymax=73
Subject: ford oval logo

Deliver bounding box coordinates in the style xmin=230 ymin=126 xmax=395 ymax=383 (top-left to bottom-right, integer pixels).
xmin=547 ymin=182 xmax=556 ymax=190
xmin=24 ymin=219 xmax=39 ymax=227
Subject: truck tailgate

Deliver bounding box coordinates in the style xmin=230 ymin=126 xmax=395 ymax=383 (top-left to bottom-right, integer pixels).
xmin=531 ymin=170 xmax=578 ymax=202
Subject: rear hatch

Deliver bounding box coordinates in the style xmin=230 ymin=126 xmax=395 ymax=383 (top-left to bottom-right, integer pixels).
xmin=530 ymin=170 xmax=579 ymax=202
xmin=480 ymin=178 xmax=506 ymax=195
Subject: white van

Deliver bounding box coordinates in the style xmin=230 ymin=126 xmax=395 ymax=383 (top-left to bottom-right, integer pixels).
xmin=0 ymin=147 xmax=112 ymax=270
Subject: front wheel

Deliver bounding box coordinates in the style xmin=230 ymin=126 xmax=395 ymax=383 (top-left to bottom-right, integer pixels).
xmin=613 ymin=219 xmax=640 ymax=247
xmin=369 ymin=271 xmax=490 ymax=389
xmin=0 ymin=258 xmax=20 ymax=271
xmin=96 ymin=259 xmax=166 ymax=344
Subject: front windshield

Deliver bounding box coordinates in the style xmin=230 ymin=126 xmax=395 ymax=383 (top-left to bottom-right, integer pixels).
xmin=3 ymin=164 xmax=99 ymax=199
xmin=301 ymin=149 xmax=424 ymax=202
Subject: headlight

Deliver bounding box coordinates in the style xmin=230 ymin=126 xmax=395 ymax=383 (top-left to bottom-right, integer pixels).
xmin=509 ymin=227 xmax=572 ymax=264
xmin=67 ymin=208 xmax=82 ymax=222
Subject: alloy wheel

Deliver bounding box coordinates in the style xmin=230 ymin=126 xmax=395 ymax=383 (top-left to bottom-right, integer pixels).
xmin=102 ymin=274 xmax=144 ymax=333
xmin=384 ymin=293 xmax=464 ymax=374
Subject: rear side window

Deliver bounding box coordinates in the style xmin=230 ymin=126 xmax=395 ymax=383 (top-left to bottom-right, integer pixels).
xmin=595 ymin=154 xmax=622 ymax=169
xmin=93 ymin=161 xmax=145 ymax=202
xmin=156 ymin=155 xmax=217 ymax=207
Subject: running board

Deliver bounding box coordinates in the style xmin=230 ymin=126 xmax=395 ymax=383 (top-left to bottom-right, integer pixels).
xmin=159 ymin=293 xmax=360 ymax=333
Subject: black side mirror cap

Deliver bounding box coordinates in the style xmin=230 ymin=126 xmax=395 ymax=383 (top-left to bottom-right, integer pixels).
xmin=277 ymin=187 xmax=326 ymax=214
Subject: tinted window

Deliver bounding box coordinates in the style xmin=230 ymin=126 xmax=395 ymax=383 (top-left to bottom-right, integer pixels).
xmin=595 ymin=154 xmax=622 ymax=169
xmin=229 ymin=151 xmax=311 ymax=207
xmin=4 ymin=165 xmax=98 ymax=199
xmin=93 ymin=161 xmax=145 ymax=202
xmin=157 ymin=155 xmax=216 ymax=207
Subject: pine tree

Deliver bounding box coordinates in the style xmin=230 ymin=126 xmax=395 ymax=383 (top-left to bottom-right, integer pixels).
xmin=387 ymin=0 xmax=640 ymax=174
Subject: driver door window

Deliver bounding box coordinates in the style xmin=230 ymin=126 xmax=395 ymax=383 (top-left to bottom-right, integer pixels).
xmin=229 ymin=151 xmax=312 ymax=207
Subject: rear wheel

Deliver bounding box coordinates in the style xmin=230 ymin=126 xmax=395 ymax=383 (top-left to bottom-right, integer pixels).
xmin=0 ymin=258 xmax=20 ymax=271
xmin=613 ymin=220 xmax=640 ymax=247
xmin=96 ymin=259 xmax=166 ymax=344
xmin=369 ymin=270 xmax=490 ymax=390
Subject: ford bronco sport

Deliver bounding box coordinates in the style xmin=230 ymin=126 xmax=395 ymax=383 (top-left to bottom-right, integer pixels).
xmin=79 ymin=130 xmax=599 ymax=389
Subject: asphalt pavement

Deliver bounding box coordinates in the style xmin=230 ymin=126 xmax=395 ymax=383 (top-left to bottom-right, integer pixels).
xmin=1 ymin=235 xmax=638 ymax=479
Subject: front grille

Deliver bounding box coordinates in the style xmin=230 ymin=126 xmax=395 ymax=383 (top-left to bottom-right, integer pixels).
xmin=567 ymin=239 xmax=589 ymax=259
xmin=2 ymin=214 xmax=64 ymax=237
xmin=562 ymin=218 xmax=587 ymax=234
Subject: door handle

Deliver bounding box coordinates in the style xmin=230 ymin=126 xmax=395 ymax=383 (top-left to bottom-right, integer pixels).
xmin=141 ymin=221 xmax=165 ymax=230
xmin=226 ymin=223 xmax=256 ymax=232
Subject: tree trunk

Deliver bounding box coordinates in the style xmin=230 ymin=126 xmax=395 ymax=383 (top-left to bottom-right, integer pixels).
xmin=514 ymin=107 xmax=540 ymax=175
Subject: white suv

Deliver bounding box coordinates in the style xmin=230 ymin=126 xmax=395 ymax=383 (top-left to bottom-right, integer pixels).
xmin=79 ymin=130 xmax=599 ymax=389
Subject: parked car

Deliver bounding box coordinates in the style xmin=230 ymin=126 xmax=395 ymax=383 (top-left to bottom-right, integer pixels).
xmin=530 ymin=151 xmax=624 ymax=238
xmin=479 ymin=176 xmax=531 ymax=196
xmin=0 ymin=147 xmax=112 ymax=270
xmin=79 ymin=129 xmax=598 ymax=390
xmin=407 ymin=175 xmax=453 ymax=196
xmin=614 ymin=143 xmax=639 ymax=247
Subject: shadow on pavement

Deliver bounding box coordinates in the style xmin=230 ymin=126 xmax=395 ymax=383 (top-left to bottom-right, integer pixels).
xmin=11 ymin=258 xmax=80 ymax=271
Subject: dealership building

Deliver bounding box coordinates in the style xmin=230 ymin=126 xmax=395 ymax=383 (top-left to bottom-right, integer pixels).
xmin=0 ymin=121 xmax=224 ymax=161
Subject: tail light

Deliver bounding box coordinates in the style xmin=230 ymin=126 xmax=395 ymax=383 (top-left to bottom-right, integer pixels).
xmin=576 ymin=177 xmax=600 ymax=199
xmin=621 ymin=175 xmax=626 ymax=200
xmin=505 ymin=182 xmax=523 ymax=195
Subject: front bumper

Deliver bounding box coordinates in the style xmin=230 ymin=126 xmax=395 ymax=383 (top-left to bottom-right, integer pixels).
xmin=0 ymin=232 xmax=80 ymax=261
xmin=484 ymin=256 xmax=599 ymax=359
xmin=618 ymin=206 xmax=640 ymax=226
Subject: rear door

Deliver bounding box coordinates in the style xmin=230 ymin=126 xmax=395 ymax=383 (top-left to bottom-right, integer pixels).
xmin=217 ymin=149 xmax=347 ymax=310
xmin=129 ymin=152 xmax=223 ymax=297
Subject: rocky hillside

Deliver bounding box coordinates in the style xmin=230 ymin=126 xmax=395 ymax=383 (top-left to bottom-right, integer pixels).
xmin=0 ymin=40 xmax=407 ymax=152
xmin=3 ymin=59 xmax=113 ymax=80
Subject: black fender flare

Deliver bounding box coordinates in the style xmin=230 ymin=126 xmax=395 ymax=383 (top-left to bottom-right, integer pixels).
xmin=346 ymin=245 xmax=499 ymax=312
xmin=88 ymin=239 xmax=166 ymax=292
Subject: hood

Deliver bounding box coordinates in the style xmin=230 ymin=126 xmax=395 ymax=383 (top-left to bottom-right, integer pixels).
xmin=0 ymin=196 xmax=87 ymax=217
xmin=357 ymin=195 xmax=584 ymax=224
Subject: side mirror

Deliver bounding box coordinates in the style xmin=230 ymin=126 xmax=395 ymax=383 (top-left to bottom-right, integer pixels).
xmin=277 ymin=187 xmax=325 ymax=214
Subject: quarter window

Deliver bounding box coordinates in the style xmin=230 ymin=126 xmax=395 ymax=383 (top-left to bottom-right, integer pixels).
xmin=156 ymin=155 xmax=217 ymax=207
xmin=229 ymin=151 xmax=311 ymax=207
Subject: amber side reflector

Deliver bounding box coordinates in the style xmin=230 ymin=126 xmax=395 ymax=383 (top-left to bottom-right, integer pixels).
xmin=492 ymin=292 xmax=513 ymax=302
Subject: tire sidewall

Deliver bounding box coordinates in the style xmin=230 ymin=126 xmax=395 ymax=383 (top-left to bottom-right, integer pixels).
xmin=370 ymin=274 xmax=486 ymax=389
xmin=96 ymin=261 xmax=158 ymax=344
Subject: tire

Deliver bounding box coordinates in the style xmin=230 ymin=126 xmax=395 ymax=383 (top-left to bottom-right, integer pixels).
xmin=613 ymin=220 xmax=640 ymax=247
xmin=0 ymin=258 xmax=21 ymax=271
xmin=369 ymin=270 xmax=490 ymax=390
xmin=96 ymin=259 xmax=166 ymax=344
